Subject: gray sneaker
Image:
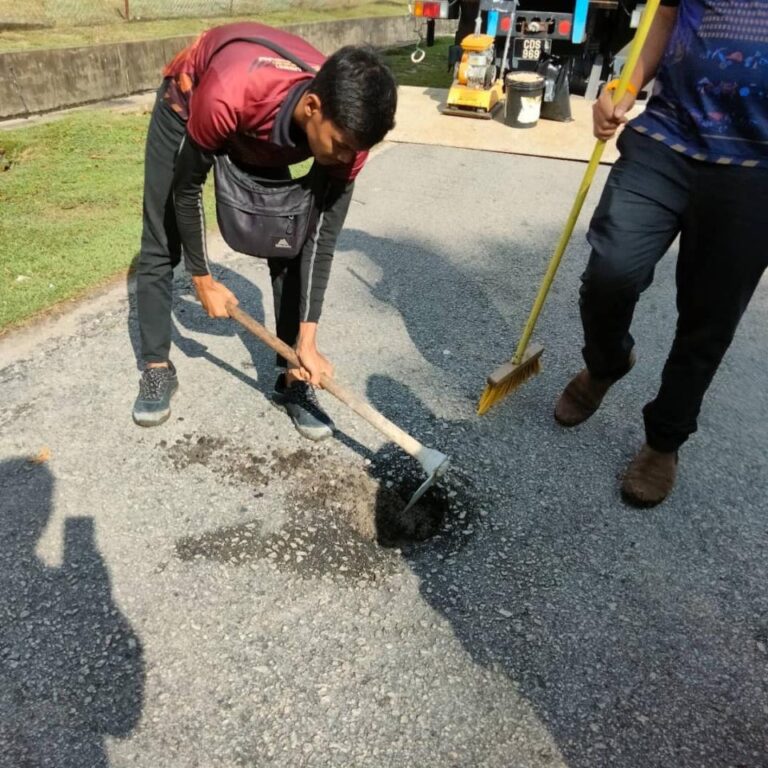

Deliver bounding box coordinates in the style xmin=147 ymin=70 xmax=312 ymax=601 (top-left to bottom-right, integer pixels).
xmin=133 ymin=363 xmax=179 ymax=427
xmin=272 ymin=374 xmax=334 ymax=441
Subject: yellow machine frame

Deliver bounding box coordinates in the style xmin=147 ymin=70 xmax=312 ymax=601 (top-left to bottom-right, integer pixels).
xmin=444 ymin=33 xmax=504 ymax=119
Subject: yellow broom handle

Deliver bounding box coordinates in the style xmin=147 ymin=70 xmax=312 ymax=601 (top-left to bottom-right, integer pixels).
xmin=513 ymin=0 xmax=662 ymax=364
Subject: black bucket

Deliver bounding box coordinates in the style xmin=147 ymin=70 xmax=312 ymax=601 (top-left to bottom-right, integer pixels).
xmin=504 ymin=72 xmax=545 ymax=129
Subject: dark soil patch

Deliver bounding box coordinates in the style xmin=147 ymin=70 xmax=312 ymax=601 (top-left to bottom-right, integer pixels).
xmin=176 ymin=521 xmax=262 ymax=564
xmin=365 ymin=447 xmax=480 ymax=556
xmin=164 ymin=434 xmax=228 ymax=470
xmin=167 ymin=433 xmax=482 ymax=579
xmin=287 ymin=454 xmax=451 ymax=547
xmin=162 ymin=433 xmax=271 ymax=487
xmin=176 ymin=515 xmax=396 ymax=582
xmin=273 ymin=447 xmax=315 ymax=471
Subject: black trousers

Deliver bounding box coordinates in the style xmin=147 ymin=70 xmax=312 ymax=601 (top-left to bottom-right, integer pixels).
xmin=581 ymin=128 xmax=768 ymax=452
xmin=136 ymin=83 xmax=302 ymax=369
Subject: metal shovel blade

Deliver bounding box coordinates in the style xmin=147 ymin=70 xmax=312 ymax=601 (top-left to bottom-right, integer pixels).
xmin=402 ymin=451 xmax=451 ymax=514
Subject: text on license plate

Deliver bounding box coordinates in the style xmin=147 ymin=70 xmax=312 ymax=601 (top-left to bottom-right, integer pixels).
xmin=514 ymin=37 xmax=552 ymax=61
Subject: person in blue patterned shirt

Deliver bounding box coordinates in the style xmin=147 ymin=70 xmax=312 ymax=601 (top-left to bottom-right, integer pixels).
xmin=554 ymin=0 xmax=768 ymax=506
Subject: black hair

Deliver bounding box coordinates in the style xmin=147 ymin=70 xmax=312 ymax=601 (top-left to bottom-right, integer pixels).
xmin=310 ymin=45 xmax=397 ymax=150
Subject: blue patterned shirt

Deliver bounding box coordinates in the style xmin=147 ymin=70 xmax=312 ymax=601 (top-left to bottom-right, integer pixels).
xmin=630 ymin=0 xmax=768 ymax=167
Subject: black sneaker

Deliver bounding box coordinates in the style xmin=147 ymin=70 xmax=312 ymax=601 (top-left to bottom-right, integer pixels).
xmin=132 ymin=363 xmax=179 ymax=427
xmin=272 ymin=374 xmax=334 ymax=441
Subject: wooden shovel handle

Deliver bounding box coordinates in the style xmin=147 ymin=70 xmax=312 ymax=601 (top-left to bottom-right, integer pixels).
xmin=227 ymin=303 xmax=427 ymax=459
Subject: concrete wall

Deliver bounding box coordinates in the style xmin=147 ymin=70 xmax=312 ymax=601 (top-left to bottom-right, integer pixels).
xmin=0 ymin=17 xmax=453 ymax=120
xmin=0 ymin=37 xmax=194 ymax=118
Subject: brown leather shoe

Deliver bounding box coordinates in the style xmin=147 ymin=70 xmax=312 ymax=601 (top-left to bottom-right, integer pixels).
xmin=554 ymin=352 xmax=636 ymax=427
xmin=621 ymin=444 xmax=678 ymax=507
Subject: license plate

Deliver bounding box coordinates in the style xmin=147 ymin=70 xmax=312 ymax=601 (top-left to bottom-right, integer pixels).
xmin=513 ymin=37 xmax=552 ymax=61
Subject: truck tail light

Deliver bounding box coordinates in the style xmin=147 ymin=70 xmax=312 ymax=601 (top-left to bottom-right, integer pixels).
xmin=411 ymin=1 xmax=449 ymax=19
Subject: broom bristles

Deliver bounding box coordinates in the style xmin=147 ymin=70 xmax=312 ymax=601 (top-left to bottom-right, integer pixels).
xmin=476 ymin=350 xmax=543 ymax=415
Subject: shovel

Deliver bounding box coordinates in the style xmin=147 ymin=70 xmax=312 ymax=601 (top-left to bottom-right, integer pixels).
xmin=227 ymin=303 xmax=450 ymax=512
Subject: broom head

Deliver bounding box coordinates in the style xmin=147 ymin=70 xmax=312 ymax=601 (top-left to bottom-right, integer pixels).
xmin=477 ymin=343 xmax=544 ymax=415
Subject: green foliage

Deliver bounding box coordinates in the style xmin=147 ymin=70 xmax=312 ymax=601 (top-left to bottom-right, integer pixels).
xmin=0 ymin=2 xmax=409 ymax=52
xmin=382 ymin=37 xmax=454 ymax=89
xmin=0 ymin=111 xmax=189 ymax=329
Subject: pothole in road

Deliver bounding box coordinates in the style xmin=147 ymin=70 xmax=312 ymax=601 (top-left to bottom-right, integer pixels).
xmin=167 ymin=434 xmax=480 ymax=580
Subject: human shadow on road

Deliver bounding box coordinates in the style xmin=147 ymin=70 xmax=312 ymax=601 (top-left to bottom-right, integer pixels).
xmin=365 ymin=372 xmax=768 ymax=767
xmin=126 ymin=259 xmax=274 ymax=393
xmin=170 ymin=265 xmax=274 ymax=395
xmin=126 ymin=259 xmax=374 ymax=460
xmin=339 ymin=228 xmax=516 ymax=398
xmin=0 ymin=459 xmax=145 ymax=767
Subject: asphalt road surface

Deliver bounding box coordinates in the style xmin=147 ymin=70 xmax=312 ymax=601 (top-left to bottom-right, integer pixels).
xmin=1 ymin=142 xmax=767 ymax=767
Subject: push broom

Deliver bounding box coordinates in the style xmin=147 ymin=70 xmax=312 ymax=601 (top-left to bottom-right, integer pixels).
xmin=477 ymin=0 xmax=661 ymax=416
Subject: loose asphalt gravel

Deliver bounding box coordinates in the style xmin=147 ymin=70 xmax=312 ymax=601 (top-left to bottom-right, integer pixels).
xmin=1 ymin=142 xmax=767 ymax=768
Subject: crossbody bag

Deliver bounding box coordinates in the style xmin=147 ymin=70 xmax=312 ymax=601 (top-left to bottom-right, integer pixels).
xmin=208 ymin=36 xmax=320 ymax=259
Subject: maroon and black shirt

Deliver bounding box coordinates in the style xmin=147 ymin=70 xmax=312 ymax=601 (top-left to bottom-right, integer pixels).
xmin=161 ymin=23 xmax=365 ymax=321
xmin=163 ymin=22 xmax=367 ymax=178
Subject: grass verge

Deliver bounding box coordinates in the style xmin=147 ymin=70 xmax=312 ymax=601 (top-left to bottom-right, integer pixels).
xmin=382 ymin=36 xmax=453 ymax=89
xmin=0 ymin=110 xmax=156 ymax=331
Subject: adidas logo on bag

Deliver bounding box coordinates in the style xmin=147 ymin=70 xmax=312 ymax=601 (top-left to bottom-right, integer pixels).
xmin=274 ymin=238 xmax=292 ymax=249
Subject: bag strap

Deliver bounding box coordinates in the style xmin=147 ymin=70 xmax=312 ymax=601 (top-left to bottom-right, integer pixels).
xmin=207 ymin=35 xmax=317 ymax=74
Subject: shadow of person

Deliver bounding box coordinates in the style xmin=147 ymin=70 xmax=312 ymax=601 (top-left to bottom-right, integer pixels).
xmin=339 ymin=228 xmax=515 ymax=396
xmin=171 ymin=263 xmax=272 ymax=376
xmin=126 ymin=253 xmax=144 ymax=371
xmin=363 ymin=375 xmax=768 ymax=766
xmin=0 ymin=459 xmax=144 ymax=767
xmin=126 ymin=257 xmax=275 ymax=393
xmin=126 ymin=255 xmax=379 ymax=462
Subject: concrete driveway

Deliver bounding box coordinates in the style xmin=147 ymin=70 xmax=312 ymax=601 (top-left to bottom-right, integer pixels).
xmin=1 ymin=141 xmax=767 ymax=767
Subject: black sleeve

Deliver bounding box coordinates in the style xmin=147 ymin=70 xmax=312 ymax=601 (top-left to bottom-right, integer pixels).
xmin=172 ymin=133 xmax=215 ymax=276
xmin=299 ymin=174 xmax=354 ymax=323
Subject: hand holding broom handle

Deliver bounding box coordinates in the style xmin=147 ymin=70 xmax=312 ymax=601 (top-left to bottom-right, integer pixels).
xmin=226 ymin=303 xmax=450 ymax=482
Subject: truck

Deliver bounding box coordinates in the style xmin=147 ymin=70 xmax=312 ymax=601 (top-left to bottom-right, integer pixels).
xmin=410 ymin=0 xmax=643 ymax=102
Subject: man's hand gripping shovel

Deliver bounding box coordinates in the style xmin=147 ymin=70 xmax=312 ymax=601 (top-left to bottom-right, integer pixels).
xmin=227 ymin=303 xmax=450 ymax=513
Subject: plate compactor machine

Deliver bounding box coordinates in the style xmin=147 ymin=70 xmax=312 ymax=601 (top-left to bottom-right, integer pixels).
xmin=444 ymin=32 xmax=505 ymax=117
xmin=443 ymin=2 xmax=518 ymax=118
